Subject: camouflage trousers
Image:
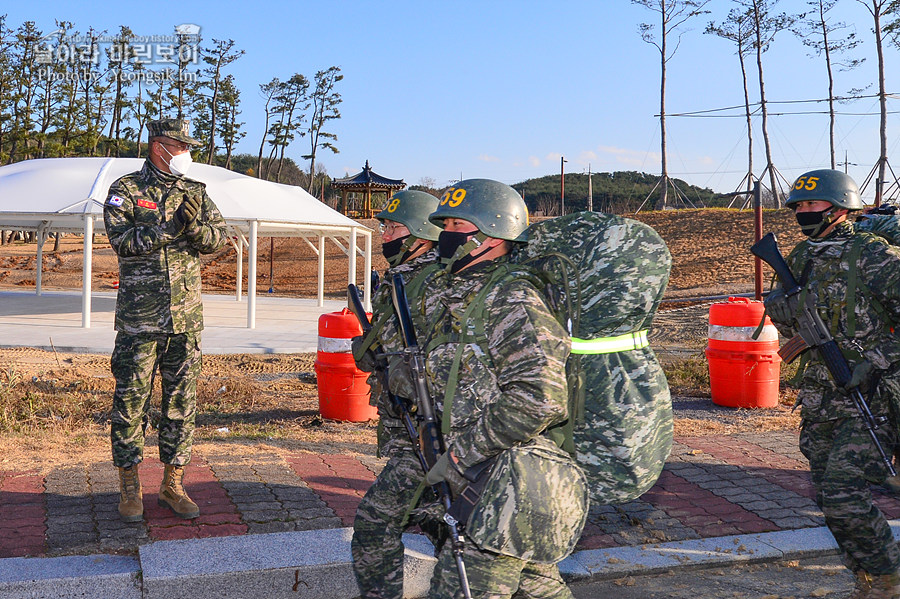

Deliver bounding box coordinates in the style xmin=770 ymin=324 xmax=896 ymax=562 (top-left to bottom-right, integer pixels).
xmin=430 ymin=539 xmax=572 ymax=599
xmin=352 ymin=431 xmax=445 ymax=599
xmin=800 ymin=417 xmax=900 ymax=575
xmin=110 ymin=331 xmax=201 ymax=468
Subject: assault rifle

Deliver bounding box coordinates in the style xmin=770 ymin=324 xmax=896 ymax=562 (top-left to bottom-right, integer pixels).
xmin=750 ymin=233 xmax=896 ymax=477
xmin=346 ymin=284 xmax=422 ymax=470
xmin=389 ymin=274 xmax=472 ymax=599
xmin=347 ymin=280 xmax=472 ymax=599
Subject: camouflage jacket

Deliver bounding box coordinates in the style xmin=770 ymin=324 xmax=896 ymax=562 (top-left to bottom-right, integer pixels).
xmin=419 ymin=256 xmax=571 ymax=470
xmin=103 ymin=160 xmax=227 ymax=334
xmin=778 ymin=221 xmax=900 ymax=421
xmin=366 ymin=249 xmax=437 ymax=445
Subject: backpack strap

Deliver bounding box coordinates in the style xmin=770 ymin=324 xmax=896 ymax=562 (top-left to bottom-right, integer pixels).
xmin=439 ymin=266 xmax=515 ymax=435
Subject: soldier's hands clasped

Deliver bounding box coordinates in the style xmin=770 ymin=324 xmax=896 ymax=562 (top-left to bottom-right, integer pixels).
xmin=175 ymin=193 xmax=202 ymax=227
xmin=764 ymin=288 xmax=799 ymax=326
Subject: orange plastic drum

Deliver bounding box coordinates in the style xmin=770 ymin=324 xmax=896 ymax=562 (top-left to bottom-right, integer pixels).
xmin=314 ymin=308 xmax=377 ymax=421
xmin=705 ymin=297 xmax=781 ymax=408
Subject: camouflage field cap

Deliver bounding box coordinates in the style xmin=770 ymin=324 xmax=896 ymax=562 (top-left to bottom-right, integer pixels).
xmin=148 ymin=118 xmax=201 ymax=146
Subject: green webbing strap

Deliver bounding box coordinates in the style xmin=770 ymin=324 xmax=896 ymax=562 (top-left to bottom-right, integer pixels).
xmin=353 ymin=309 xmax=391 ymax=361
xmin=439 ymin=266 xmax=515 ymax=435
xmin=400 ymin=478 xmax=428 ymax=528
xmin=846 ymin=236 xmax=863 ymax=337
xmin=440 ymin=275 xmax=500 ymax=435
xmin=570 ymin=330 xmax=649 ymax=354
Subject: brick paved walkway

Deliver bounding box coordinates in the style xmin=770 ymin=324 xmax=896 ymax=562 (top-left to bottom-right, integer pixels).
xmin=2 ymin=430 xmax=899 ymax=560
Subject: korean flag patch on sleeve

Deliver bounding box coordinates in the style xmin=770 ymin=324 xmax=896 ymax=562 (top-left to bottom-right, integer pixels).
xmin=108 ymin=195 xmax=125 ymax=207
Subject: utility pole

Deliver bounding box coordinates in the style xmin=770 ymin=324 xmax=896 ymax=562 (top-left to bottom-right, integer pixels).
xmin=560 ymin=156 xmax=567 ymax=216
xmin=587 ymin=164 xmax=593 ymax=212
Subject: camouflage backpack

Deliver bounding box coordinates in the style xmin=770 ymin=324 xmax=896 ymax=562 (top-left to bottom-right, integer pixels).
xmin=457 ymin=211 xmax=674 ymax=504
xmin=857 ymin=210 xmax=900 ymax=245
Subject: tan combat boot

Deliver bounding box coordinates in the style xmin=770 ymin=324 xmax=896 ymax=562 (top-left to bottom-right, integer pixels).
xmin=117 ymin=465 xmax=143 ymax=522
xmin=865 ymin=571 xmax=900 ymax=598
xmin=158 ymin=464 xmax=200 ymax=519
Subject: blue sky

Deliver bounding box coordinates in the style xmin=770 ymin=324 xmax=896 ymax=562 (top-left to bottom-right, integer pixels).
xmin=5 ymin=1 xmax=897 ymax=201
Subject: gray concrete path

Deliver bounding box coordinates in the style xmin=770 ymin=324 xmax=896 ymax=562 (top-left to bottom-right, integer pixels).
xmin=0 ymin=289 xmax=346 ymax=354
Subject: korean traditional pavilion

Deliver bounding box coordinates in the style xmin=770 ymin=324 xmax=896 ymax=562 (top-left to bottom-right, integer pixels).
xmin=332 ymin=160 xmax=406 ymax=218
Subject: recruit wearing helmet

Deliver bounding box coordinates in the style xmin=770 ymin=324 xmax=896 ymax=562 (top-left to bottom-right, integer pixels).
xmin=376 ymin=190 xmax=441 ymax=266
xmin=429 ymin=179 xmax=529 ymax=272
xmin=376 ymin=190 xmax=442 ymax=241
xmin=786 ymin=169 xmax=864 ymax=237
xmin=785 ymin=169 xmax=864 ymax=210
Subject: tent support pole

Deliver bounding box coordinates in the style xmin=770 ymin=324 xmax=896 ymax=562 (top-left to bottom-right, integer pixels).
xmin=363 ymin=230 xmax=372 ymax=312
xmin=248 ymin=220 xmax=258 ymax=329
xmin=82 ymin=216 xmax=93 ymax=328
xmin=36 ymin=223 xmax=48 ymax=296
xmin=317 ymin=235 xmax=325 ymax=307
xmin=349 ymin=226 xmax=358 ymax=294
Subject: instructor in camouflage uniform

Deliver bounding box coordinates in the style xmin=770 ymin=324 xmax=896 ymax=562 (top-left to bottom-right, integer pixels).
xmin=103 ymin=118 xmax=227 ymax=523
xmin=417 ymin=179 xmax=588 ymax=599
xmin=765 ymin=169 xmax=900 ymax=598
xmin=350 ymin=190 xmax=445 ymax=598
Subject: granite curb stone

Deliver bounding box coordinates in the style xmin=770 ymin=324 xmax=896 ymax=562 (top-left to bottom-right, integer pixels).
xmin=4 ymin=524 xmax=900 ymax=598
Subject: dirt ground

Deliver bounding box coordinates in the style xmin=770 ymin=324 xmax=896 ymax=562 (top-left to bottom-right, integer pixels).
xmin=0 ymin=208 xmax=806 ymax=471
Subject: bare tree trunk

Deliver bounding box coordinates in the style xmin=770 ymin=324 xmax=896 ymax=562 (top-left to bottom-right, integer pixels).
xmin=753 ymin=0 xmax=781 ymax=207
xmin=874 ymin=1 xmax=887 ymax=204
xmin=817 ymin=2 xmax=837 ymax=169
xmin=657 ymin=4 xmax=668 ymax=210
xmin=740 ymin=49 xmax=753 ymax=192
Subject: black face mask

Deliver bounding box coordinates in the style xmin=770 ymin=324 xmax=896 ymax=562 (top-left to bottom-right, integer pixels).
xmin=795 ymin=208 xmax=832 ymax=237
xmin=438 ymin=230 xmax=476 ymax=260
xmin=381 ymin=235 xmax=409 ymax=262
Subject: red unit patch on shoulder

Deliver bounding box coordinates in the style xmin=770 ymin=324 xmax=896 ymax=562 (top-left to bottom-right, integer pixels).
xmin=136 ymin=198 xmax=158 ymax=210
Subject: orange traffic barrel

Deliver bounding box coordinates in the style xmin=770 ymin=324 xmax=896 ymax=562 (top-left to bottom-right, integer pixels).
xmin=705 ymin=297 xmax=781 ymax=408
xmin=314 ymin=309 xmax=377 ymax=422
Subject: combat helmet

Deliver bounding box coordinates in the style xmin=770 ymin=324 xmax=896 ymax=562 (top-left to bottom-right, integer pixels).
xmin=429 ymin=179 xmax=529 ymax=242
xmin=785 ymin=169 xmax=864 ymax=210
xmin=375 ymin=190 xmax=442 ymax=242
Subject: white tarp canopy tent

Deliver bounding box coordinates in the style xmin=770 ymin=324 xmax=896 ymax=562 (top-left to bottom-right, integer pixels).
xmin=0 ymin=157 xmax=373 ymax=328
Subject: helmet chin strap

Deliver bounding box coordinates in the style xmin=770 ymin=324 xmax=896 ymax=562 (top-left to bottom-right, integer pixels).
xmin=442 ymin=232 xmax=488 ymax=273
xmin=387 ymin=236 xmax=420 ymax=267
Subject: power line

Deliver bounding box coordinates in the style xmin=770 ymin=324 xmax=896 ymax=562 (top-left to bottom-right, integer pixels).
xmin=665 ymin=93 xmax=893 ymax=118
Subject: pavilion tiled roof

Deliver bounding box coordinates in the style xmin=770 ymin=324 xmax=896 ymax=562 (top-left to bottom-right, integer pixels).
xmin=332 ymin=160 xmax=405 ymax=189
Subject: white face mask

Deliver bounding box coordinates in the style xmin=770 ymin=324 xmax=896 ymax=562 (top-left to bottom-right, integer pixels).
xmin=159 ymin=143 xmax=193 ymax=176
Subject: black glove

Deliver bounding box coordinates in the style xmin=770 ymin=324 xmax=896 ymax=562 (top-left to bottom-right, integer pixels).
xmin=351 ymin=336 xmax=376 ymax=373
xmin=175 ymin=193 xmax=202 ymax=227
xmin=764 ymin=288 xmax=799 ymax=326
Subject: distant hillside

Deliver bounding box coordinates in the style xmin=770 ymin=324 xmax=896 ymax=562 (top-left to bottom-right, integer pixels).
xmin=512 ymin=171 xmax=721 ymax=215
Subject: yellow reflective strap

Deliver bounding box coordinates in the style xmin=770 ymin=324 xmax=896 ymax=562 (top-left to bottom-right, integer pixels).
xmin=570 ymin=330 xmax=649 ymax=355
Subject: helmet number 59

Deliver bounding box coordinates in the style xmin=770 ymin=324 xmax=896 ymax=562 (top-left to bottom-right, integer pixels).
xmin=440 ymin=188 xmax=467 ymax=207
xmin=794 ymin=176 xmax=819 ymax=191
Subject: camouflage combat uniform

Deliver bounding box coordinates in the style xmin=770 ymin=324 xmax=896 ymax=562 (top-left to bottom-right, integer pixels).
xmin=103 ymin=160 xmax=227 ymax=468
xmin=351 ymin=250 xmax=445 ymax=599
xmin=419 ymin=257 xmax=587 ymax=599
xmin=776 ymin=221 xmax=900 ymax=576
